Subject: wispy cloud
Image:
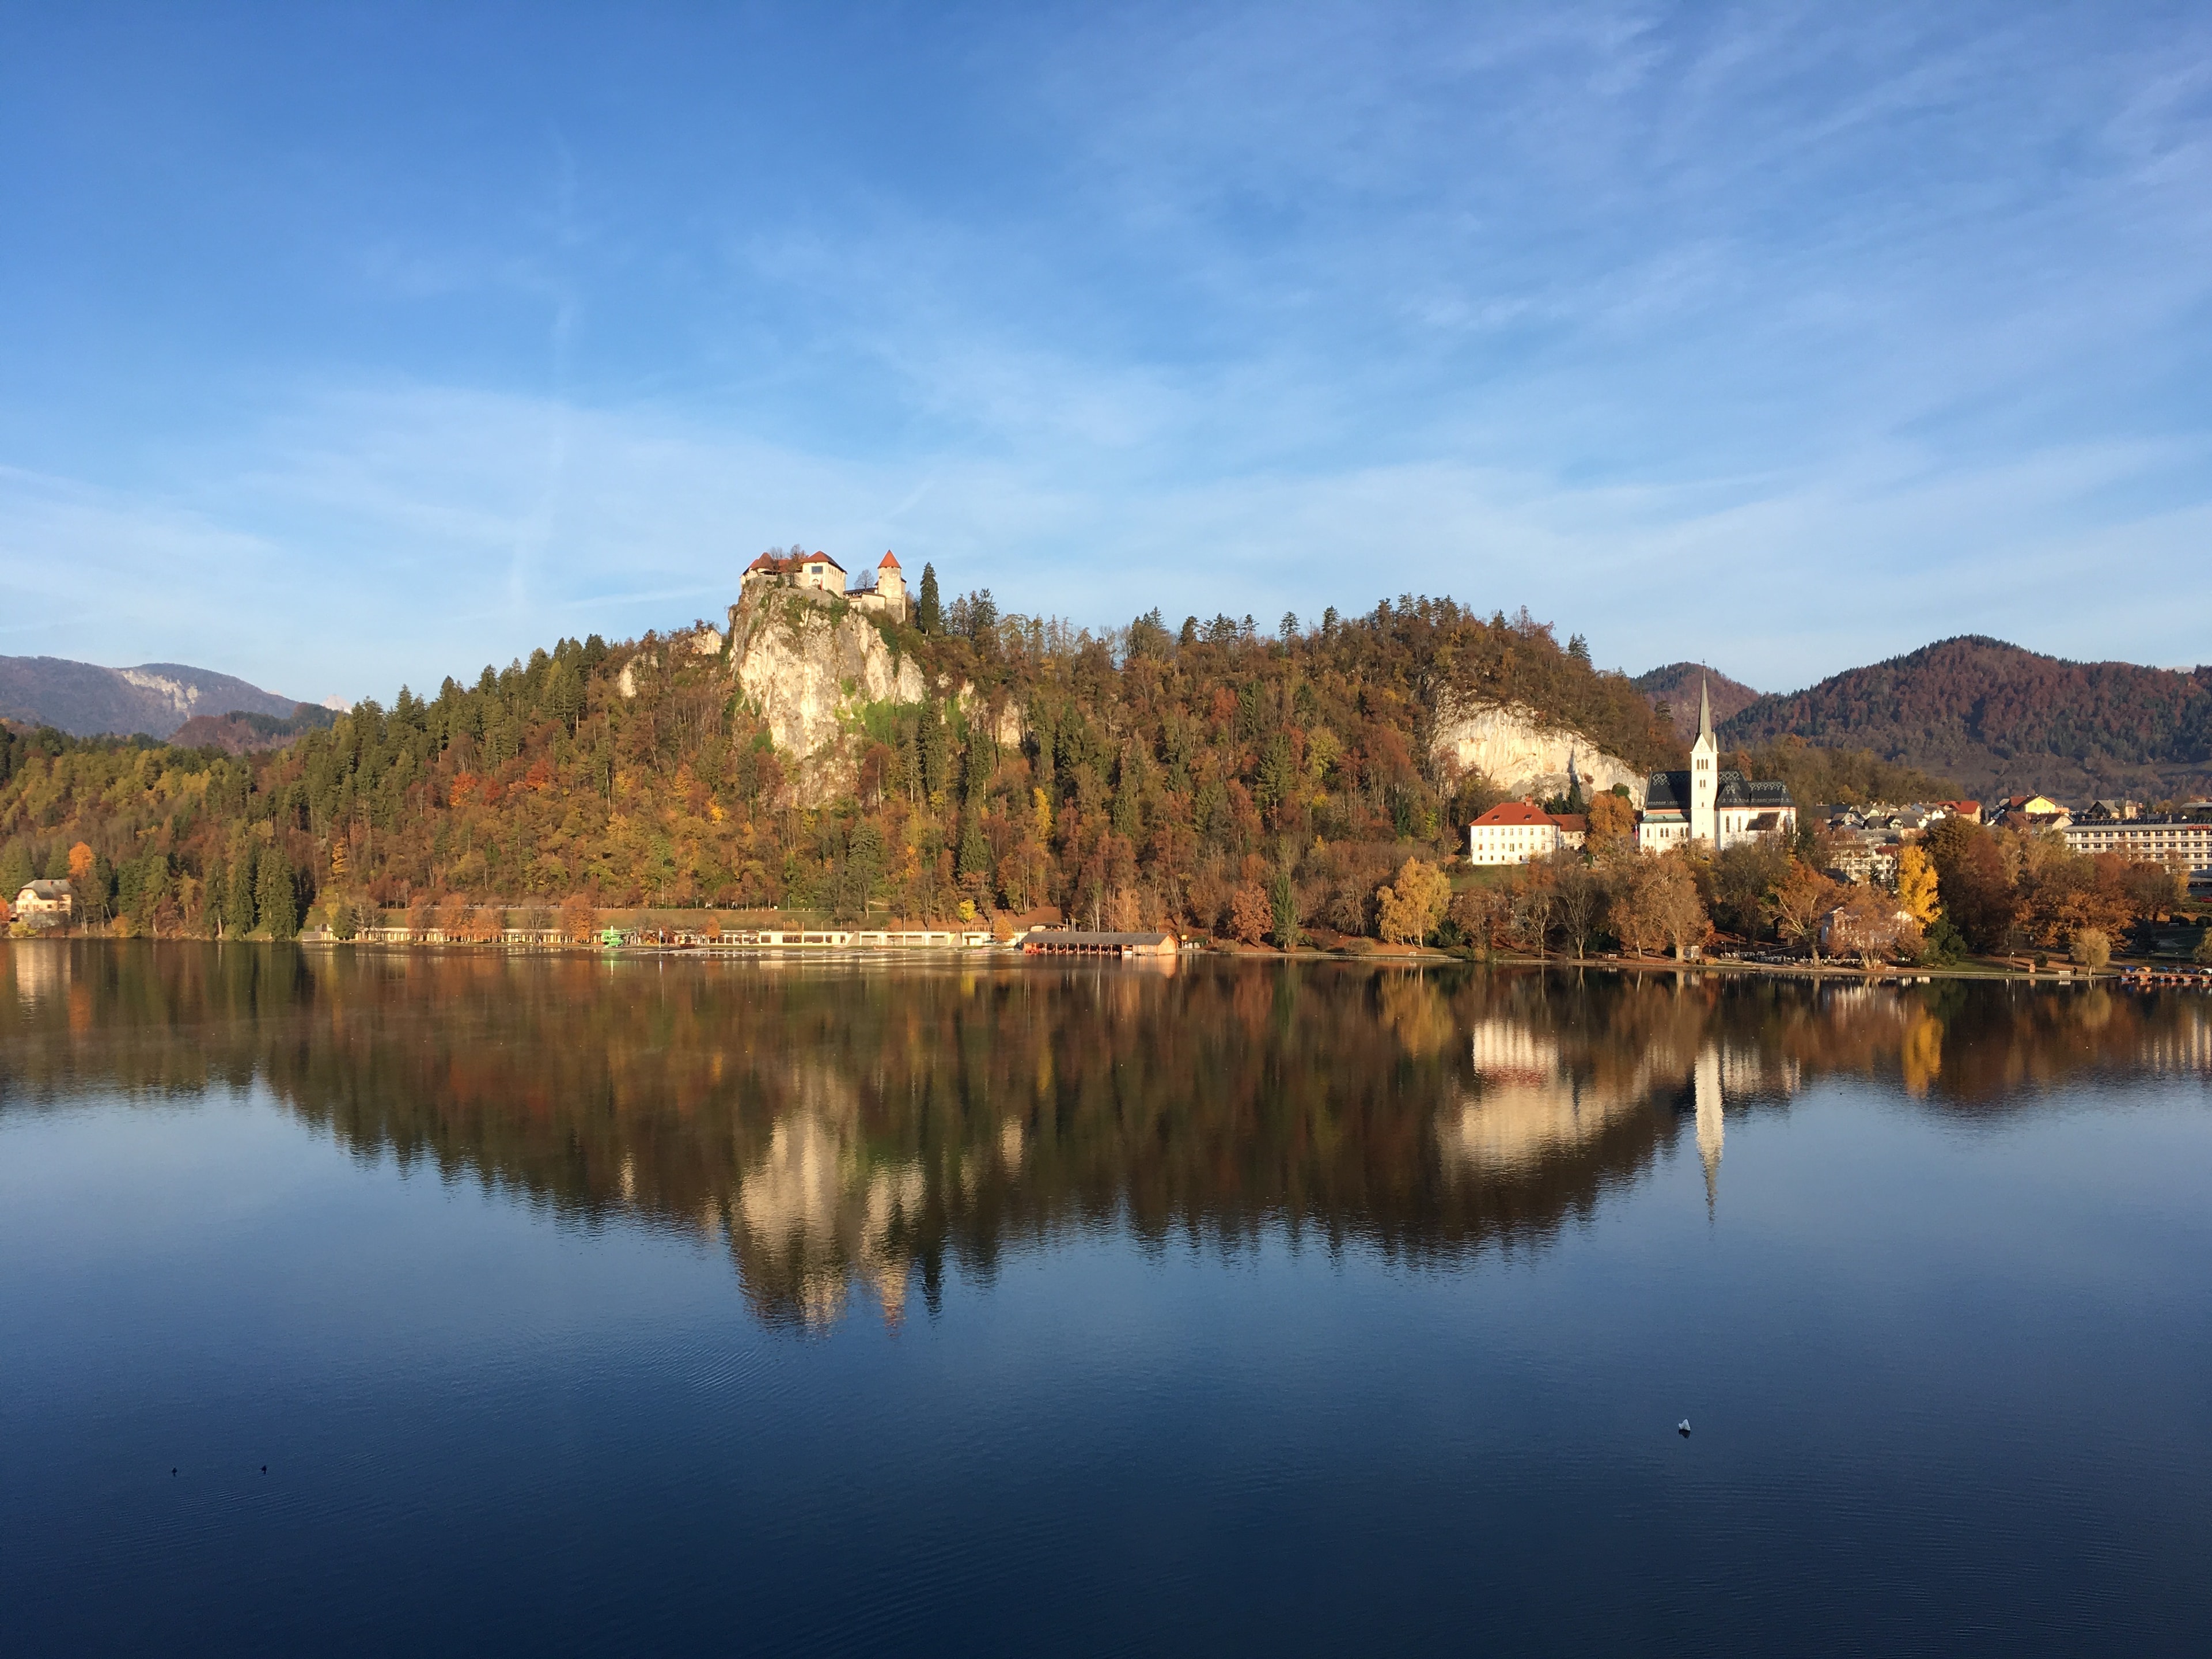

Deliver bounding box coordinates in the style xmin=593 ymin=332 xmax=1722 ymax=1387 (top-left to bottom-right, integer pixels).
xmin=3 ymin=4 xmax=2211 ymax=699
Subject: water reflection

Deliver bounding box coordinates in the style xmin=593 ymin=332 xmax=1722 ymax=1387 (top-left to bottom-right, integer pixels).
xmin=3 ymin=942 xmax=2207 ymax=1328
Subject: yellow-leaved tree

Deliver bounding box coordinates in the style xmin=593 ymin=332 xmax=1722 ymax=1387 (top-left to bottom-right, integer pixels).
xmin=1895 ymin=844 xmax=1940 ymax=925
xmin=1376 ymin=858 xmax=1450 ymax=945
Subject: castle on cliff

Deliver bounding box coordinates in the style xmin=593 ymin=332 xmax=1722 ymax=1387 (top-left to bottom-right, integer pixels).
xmin=741 ymin=549 xmax=909 ymax=622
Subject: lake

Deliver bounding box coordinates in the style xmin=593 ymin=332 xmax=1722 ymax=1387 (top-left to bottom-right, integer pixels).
xmin=3 ymin=943 xmax=2208 ymax=1656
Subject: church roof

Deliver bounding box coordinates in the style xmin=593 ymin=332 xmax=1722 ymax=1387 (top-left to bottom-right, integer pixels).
xmin=1642 ymin=770 xmax=1795 ymax=813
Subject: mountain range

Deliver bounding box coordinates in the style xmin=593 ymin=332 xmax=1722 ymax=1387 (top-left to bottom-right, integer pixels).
xmin=0 ymin=655 xmax=303 ymax=740
xmin=1710 ymin=636 xmax=2212 ymax=801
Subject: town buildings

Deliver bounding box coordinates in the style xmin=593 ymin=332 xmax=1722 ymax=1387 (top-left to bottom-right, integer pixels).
xmin=2062 ymin=813 xmax=2212 ymax=891
xmin=1468 ymin=801 xmax=1586 ymax=865
xmin=1635 ymin=680 xmax=1796 ymax=853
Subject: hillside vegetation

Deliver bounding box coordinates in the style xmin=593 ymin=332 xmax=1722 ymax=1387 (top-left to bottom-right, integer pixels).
xmin=0 ymin=593 xmax=1681 ymax=940
xmin=1632 ymin=662 xmax=1760 ymax=742
xmin=1719 ymin=635 xmax=2212 ymax=799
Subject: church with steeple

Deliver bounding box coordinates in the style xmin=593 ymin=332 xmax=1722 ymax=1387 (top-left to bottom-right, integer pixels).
xmin=1635 ymin=677 xmax=1797 ymax=852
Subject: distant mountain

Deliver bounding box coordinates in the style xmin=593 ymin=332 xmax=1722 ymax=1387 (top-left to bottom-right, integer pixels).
xmin=1718 ymin=635 xmax=2212 ymax=801
xmin=170 ymin=706 xmax=339 ymax=755
xmin=1631 ymin=662 xmax=1761 ymax=742
xmin=0 ymin=656 xmax=300 ymax=739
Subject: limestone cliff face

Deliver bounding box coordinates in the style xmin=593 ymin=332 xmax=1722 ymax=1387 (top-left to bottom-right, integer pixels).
xmin=730 ymin=591 xmax=926 ymax=805
xmin=1430 ymin=697 xmax=1646 ymax=805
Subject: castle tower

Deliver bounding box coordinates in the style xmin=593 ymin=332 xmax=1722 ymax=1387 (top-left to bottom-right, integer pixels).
xmin=1689 ymin=674 xmax=1718 ymax=844
xmin=874 ymin=551 xmax=907 ymax=618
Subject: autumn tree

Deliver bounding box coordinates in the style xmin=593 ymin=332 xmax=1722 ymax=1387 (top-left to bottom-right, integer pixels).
xmin=1552 ymin=859 xmax=1607 ymax=959
xmin=1228 ymin=881 xmax=1272 ymax=945
xmin=1447 ymin=884 xmax=1508 ymax=952
xmin=1376 ymin=858 xmax=1450 ymax=945
xmin=1827 ymin=884 xmax=1920 ymax=969
xmin=1895 ymin=843 xmax=1940 ymax=925
xmin=1763 ymin=859 xmax=1839 ymax=961
xmin=1585 ymin=791 xmax=1634 ymax=850
xmin=1925 ymin=817 xmax=2016 ymax=953
xmin=1649 ymin=853 xmax=1709 ymax=960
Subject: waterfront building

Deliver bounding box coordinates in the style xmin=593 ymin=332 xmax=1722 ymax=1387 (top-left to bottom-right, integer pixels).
xmin=2062 ymin=813 xmax=2212 ymax=892
xmin=1467 ymin=801 xmax=1585 ymax=865
xmin=13 ymin=879 xmax=73 ymax=924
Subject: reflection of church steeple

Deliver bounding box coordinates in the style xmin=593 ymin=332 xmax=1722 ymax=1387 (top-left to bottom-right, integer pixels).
xmin=1693 ymin=1045 xmax=1723 ymax=1215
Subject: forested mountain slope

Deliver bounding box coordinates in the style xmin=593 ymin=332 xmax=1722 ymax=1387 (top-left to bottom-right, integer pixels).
xmin=0 ymin=655 xmax=300 ymax=738
xmin=0 ymin=592 xmax=1681 ymax=938
xmin=1632 ymin=662 xmax=1760 ymax=742
xmin=1719 ymin=636 xmax=2212 ymax=800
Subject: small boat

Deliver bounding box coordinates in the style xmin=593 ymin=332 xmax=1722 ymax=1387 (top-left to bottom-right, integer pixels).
xmin=1677 ymin=1419 xmax=1691 ymax=1437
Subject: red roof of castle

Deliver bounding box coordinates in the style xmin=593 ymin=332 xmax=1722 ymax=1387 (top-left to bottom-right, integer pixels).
xmin=878 ymin=550 xmax=900 ymax=570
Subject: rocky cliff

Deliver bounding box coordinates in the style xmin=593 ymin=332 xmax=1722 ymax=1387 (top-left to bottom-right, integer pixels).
xmin=1430 ymin=697 xmax=1646 ymax=804
xmin=729 ymin=591 xmax=926 ymax=806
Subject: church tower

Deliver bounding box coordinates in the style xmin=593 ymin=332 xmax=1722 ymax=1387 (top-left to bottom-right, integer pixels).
xmin=1688 ymin=675 xmax=1718 ymax=844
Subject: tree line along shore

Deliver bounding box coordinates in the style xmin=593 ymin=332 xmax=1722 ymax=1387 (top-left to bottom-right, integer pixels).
xmin=0 ymin=582 xmax=2201 ymax=974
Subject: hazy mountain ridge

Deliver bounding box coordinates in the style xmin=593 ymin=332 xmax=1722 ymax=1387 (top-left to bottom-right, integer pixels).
xmin=0 ymin=655 xmax=298 ymax=738
xmin=1631 ymin=662 xmax=1760 ymax=742
xmin=1718 ymin=635 xmax=2212 ymax=800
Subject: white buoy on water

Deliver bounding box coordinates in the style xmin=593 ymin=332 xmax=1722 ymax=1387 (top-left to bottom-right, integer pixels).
xmin=1677 ymin=1419 xmax=1691 ymax=1437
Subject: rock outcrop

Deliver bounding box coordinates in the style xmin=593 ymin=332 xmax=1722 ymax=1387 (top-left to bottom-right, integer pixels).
xmin=1430 ymin=697 xmax=1645 ymax=805
xmin=729 ymin=590 xmax=926 ymax=806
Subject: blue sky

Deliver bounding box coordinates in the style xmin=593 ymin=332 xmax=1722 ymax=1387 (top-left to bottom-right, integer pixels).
xmin=3 ymin=2 xmax=2211 ymax=706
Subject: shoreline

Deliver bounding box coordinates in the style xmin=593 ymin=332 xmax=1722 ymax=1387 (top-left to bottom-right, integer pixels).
xmin=8 ymin=931 xmax=2204 ymax=987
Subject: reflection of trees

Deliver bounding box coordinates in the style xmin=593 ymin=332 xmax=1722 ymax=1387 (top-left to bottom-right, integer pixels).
xmin=4 ymin=944 xmax=2208 ymax=1327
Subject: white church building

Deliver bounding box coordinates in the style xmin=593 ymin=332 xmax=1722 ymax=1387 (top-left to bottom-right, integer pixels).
xmin=1637 ymin=680 xmax=1797 ymax=853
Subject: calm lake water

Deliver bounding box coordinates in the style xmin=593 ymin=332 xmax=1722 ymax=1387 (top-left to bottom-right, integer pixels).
xmin=3 ymin=944 xmax=2208 ymax=1656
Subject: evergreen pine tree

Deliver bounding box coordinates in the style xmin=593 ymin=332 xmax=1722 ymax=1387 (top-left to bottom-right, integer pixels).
xmin=957 ymin=811 xmax=991 ymax=885
xmin=256 ymin=846 xmax=297 ymax=939
xmin=0 ymin=842 xmax=32 ymax=901
xmin=224 ymin=857 xmax=257 ymax=937
xmin=1270 ymin=866 xmax=1300 ymax=950
xmin=917 ymin=563 xmax=942 ymax=633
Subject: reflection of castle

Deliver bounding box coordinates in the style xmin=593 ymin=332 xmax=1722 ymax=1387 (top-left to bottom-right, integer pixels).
xmin=725 ymin=1113 xmax=925 ymax=1328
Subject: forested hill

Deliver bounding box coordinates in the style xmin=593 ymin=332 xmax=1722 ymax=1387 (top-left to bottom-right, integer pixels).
xmin=1718 ymin=635 xmax=2212 ymax=799
xmin=1631 ymin=662 xmax=1759 ymax=742
xmin=0 ymin=593 xmax=1681 ymax=938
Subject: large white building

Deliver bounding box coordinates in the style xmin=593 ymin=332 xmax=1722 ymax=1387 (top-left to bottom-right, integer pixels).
xmin=1636 ymin=679 xmax=1797 ymax=853
xmin=1468 ymin=801 xmax=1585 ymax=865
xmin=2063 ymin=814 xmax=2212 ymax=891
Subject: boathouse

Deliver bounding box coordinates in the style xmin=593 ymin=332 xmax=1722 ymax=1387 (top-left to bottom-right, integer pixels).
xmin=1018 ymin=929 xmax=1178 ymax=958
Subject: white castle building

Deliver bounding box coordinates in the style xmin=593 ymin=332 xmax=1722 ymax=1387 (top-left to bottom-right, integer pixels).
xmin=741 ymin=549 xmax=910 ymax=622
xmin=1636 ymin=679 xmax=1797 ymax=853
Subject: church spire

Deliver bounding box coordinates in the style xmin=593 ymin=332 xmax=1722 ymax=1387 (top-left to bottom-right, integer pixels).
xmin=1698 ymin=673 xmax=1712 ymax=743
